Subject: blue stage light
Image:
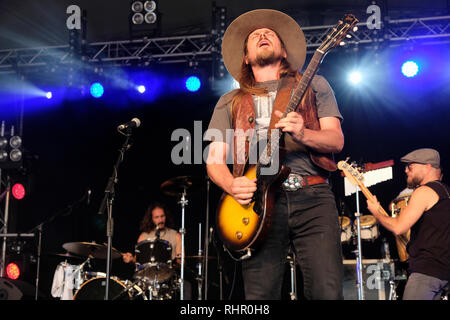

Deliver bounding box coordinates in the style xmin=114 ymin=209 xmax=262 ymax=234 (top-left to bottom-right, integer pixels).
xmin=137 ymin=85 xmax=146 ymax=93
xmin=348 ymin=71 xmax=362 ymax=85
xmin=45 ymin=92 xmax=52 ymax=99
xmin=185 ymin=76 xmax=201 ymax=92
xmin=401 ymin=61 xmax=419 ymax=78
xmin=90 ymin=82 xmax=104 ymax=98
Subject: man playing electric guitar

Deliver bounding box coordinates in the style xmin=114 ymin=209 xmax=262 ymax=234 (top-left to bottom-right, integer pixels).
xmin=206 ymin=9 xmax=345 ymax=300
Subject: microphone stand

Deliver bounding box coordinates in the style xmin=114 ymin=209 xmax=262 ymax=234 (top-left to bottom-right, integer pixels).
xmin=98 ymin=128 xmax=133 ymax=300
xmin=354 ymin=187 xmax=365 ymax=300
xmin=203 ymin=176 xmax=210 ymax=300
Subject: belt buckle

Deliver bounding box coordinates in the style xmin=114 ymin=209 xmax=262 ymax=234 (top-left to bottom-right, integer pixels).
xmin=282 ymin=173 xmax=303 ymax=192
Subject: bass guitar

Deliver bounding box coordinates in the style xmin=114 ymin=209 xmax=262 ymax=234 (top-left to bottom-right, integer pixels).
xmin=337 ymin=159 xmax=409 ymax=259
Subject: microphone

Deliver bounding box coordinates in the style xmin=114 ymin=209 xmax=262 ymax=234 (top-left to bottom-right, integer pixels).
xmin=87 ymin=189 xmax=92 ymax=205
xmin=117 ymin=118 xmax=141 ymax=131
xmin=155 ymin=225 xmax=161 ymax=239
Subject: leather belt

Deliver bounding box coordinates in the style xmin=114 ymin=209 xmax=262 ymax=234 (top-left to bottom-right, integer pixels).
xmin=282 ymin=173 xmax=328 ymax=192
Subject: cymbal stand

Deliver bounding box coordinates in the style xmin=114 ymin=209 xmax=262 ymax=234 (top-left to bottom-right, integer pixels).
xmin=203 ymin=177 xmax=210 ymax=300
xmin=353 ymin=187 xmax=365 ymax=300
xmin=178 ymin=187 xmax=188 ymax=300
xmin=196 ymin=223 xmax=203 ymax=300
xmin=287 ymin=247 xmax=297 ymax=300
xmin=98 ymin=129 xmax=133 ymax=300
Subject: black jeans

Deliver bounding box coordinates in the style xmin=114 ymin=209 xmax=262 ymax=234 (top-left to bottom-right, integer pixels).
xmin=242 ymin=184 xmax=344 ymax=300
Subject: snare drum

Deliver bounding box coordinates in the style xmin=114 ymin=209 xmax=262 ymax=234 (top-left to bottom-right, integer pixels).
xmin=339 ymin=216 xmax=352 ymax=242
xmin=73 ymin=276 xmax=146 ymax=300
xmin=358 ymin=215 xmax=379 ymax=241
xmin=134 ymin=239 xmax=174 ymax=283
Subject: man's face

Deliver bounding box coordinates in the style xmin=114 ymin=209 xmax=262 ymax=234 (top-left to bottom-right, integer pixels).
xmin=244 ymin=28 xmax=287 ymax=67
xmin=405 ymin=163 xmax=427 ymax=188
xmin=152 ymin=207 xmax=166 ymax=229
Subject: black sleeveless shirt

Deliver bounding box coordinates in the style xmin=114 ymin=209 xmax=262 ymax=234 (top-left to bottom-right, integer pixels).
xmin=407 ymin=180 xmax=450 ymax=280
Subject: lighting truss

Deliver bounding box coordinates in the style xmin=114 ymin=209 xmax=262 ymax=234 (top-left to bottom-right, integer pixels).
xmin=0 ymin=15 xmax=449 ymax=74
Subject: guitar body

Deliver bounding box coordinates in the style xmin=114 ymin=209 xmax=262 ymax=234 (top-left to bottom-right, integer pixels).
xmin=216 ymin=164 xmax=290 ymax=253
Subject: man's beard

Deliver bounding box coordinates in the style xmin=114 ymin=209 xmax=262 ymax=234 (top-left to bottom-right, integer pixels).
xmin=251 ymin=49 xmax=281 ymax=67
xmin=406 ymin=175 xmax=421 ymax=188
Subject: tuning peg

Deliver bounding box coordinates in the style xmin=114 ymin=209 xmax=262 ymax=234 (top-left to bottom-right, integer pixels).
xmin=340 ymin=41 xmax=346 ymax=46
xmin=353 ymin=26 xmax=358 ymax=32
xmin=346 ymin=34 xmax=352 ymax=39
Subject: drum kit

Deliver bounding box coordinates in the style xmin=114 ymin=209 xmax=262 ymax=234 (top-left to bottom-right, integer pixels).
xmin=51 ymin=175 xmax=213 ymax=300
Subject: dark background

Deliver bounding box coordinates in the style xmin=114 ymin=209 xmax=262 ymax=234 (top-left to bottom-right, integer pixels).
xmin=0 ymin=0 xmax=449 ymax=300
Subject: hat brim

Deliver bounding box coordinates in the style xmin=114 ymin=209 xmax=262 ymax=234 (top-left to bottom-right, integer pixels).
xmin=221 ymin=9 xmax=306 ymax=81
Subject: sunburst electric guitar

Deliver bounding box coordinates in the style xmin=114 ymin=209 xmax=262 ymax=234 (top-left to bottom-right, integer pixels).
xmin=216 ymin=15 xmax=359 ymax=259
xmin=337 ymin=159 xmax=409 ymax=259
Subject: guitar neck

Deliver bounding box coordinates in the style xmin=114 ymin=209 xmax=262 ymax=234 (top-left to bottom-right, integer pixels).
xmin=259 ymin=50 xmax=325 ymax=166
xmin=356 ymin=180 xmax=390 ymax=218
xmin=285 ymin=50 xmax=324 ymax=115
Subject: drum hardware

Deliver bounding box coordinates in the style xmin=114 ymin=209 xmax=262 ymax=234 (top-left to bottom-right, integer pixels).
xmin=286 ymin=247 xmax=297 ymax=300
xmin=160 ymin=175 xmax=203 ymax=300
xmin=110 ymin=278 xmax=146 ymax=301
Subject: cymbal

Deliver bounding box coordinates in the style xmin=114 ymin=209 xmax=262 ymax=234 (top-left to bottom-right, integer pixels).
xmin=47 ymin=252 xmax=84 ymax=260
xmin=185 ymin=255 xmax=216 ymax=260
xmin=62 ymin=242 xmax=121 ymax=260
xmin=160 ymin=176 xmax=204 ymax=197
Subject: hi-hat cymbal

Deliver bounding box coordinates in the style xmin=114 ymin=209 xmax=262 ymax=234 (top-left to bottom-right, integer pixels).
xmin=160 ymin=176 xmax=204 ymax=197
xmin=62 ymin=242 xmax=121 ymax=260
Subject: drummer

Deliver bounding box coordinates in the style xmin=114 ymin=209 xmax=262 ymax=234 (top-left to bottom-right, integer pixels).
xmin=122 ymin=201 xmax=181 ymax=265
xmin=122 ymin=201 xmax=192 ymax=299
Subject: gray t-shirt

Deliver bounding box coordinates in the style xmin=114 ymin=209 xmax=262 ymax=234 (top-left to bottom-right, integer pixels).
xmin=207 ymin=75 xmax=343 ymax=176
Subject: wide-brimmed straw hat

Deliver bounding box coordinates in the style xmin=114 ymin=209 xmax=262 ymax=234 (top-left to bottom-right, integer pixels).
xmin=221 ymin=9 xmax=306 ymax=81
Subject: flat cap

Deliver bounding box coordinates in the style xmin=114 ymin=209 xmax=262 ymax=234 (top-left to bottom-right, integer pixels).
xmin=400 ymin=148 xmax=440 ymax=168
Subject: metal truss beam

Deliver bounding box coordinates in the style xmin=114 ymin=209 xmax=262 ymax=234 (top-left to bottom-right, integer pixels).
xmin=0 ymin=15 xmax=449 ymax=74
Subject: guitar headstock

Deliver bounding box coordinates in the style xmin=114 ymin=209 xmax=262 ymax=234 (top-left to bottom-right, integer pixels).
xmin=337 ymin=158 xmax=365 ymax=187
xmin=318 ymin=14 xmax=359 ymax=54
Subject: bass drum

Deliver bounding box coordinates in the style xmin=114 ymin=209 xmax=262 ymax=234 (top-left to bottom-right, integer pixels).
xmin=73 ymin=277 xmax=146 ymax=300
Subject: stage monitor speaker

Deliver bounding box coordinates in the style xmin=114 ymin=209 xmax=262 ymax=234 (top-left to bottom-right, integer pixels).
xmin=0 ymin=278 xmax=36 ymax=300
xmin=343 ymin=259 xmax=395 ymax=300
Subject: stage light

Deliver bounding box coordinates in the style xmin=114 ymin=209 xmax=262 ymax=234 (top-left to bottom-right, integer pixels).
xmin=137 ymin=85 xmax=146 ymax=93
xmin=6 ymin=263 xmax=20 ymax=280
xmin=349 ymin=71 xmax=362 ymax=85
xmin=132 ymin=12 xmax=144 ymax=24
xmin=90 ymin=82 xmax=104 ymax=98
xmin=12 ymin=183 xmax=25 ymax=200
xmin=45 ymin=91 xmax=52 ymax=99
xmin=401 ymin=60 xmax=419 ymax=77
xmin=130 ymin=1 xmax=159 ymax=37
xmin=0 ymin=123 xmax=23 ymax=169
xmin=185 ymin=76 xmax=201 ymax=92
xmin=131 ymin=1 xmax=143 ymax=12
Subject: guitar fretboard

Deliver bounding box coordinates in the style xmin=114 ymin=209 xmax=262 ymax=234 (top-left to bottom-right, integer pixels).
xmin=258 ymin=50 xmax=325 ymax=169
